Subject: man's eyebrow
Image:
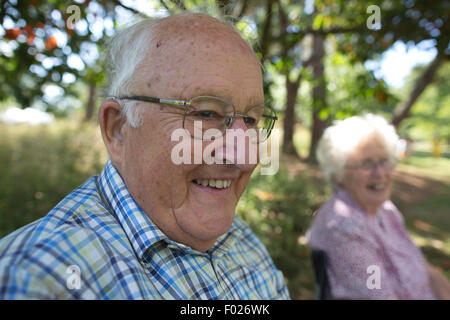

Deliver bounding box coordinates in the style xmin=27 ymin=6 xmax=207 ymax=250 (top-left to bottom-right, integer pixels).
xmin=191 ymin=90 xmax=232 ymax=101
xmin=189 ymin=91 xmax=264 ymax=107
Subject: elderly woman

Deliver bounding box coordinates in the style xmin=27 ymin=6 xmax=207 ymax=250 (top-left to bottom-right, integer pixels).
xmin=307 ymin=114 xmax=450 ymax=300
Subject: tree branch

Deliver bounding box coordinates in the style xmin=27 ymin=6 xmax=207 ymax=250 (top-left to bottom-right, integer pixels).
xmin=158 ymin=0 xmax=175 ymax=14
xmin=294 ymin=25 xmax=365 ymax=35
xmin=391 ymin=54 xmax=444 ymax=128
xmin=236 ymin=0 xmax=250 ymax=18
xmin=272 ymin=24 xmax=367 ymax=45
xmin=259 ymin=0 xmax=275 ymax=63
xmin=169 ymin=0 xmax=186 ymax=11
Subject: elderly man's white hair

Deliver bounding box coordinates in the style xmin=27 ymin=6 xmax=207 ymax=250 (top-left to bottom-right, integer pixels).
xmin=316 ymin=113 xmax=399 ymax=187
xmin=103 ymin=18 xmax=160 ymax=128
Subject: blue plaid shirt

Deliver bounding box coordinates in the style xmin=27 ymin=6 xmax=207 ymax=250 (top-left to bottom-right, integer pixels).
xmin=0 ymin=160 xmax=289 ymax=299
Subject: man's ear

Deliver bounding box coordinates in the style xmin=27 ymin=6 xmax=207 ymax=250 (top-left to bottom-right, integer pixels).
xmin=98 ymin=99 xmax=125 ymax=165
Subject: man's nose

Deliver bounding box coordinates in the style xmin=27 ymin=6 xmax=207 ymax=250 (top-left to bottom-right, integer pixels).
xmin=228 ymin=117 xmax=248 ymax=131
xmin=214 ymin=118 xmax=258 ymax=171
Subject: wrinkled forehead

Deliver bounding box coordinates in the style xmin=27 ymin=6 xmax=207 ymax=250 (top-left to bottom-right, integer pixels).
xmin=134 ymin=14 xmax=262 ymax=100
xmin=151 ymin=15 xmax=258 ymax=65
xmin=156 ymin=14 xmax=250 ymax=48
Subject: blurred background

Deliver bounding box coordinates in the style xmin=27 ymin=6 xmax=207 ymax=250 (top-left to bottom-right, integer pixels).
xmin=0 ymin=0 xmax=449 ymax=299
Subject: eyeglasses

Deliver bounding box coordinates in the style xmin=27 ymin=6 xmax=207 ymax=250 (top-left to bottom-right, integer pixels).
xmin=108 ymin=95 xmax=278 ymax=143
xmin=345 ymin=158 xmax=397 ymax=173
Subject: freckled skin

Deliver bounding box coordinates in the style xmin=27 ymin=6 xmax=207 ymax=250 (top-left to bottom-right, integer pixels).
xmin=116 ymin=13 xmax=263 ymax=252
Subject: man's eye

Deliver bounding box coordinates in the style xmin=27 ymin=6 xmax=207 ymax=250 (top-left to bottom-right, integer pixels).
xmin=244 ymin=117 xmax=257 ymax=126
xmin=190 ymin=110 xmax=221 ymax=119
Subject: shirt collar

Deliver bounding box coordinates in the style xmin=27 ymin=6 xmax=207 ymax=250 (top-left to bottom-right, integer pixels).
xmin=334 ymin=187 xmax=388 ymax=223
xmin=97 ymin=159 xmax=168 ymax=261
xmin=335 ymin=188 xmax=369 ymax=215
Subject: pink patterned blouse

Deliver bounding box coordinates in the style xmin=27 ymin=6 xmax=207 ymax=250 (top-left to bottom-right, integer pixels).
xmin=307 ymin=188 xmax=435 ymax=300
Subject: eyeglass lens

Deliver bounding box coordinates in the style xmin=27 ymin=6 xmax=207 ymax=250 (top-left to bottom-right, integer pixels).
xmin=182 ymin=96 xmax=275 ymax=142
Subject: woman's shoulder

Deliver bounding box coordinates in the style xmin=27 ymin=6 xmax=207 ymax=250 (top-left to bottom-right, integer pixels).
xmin=307 ymin=190 xmax=368 ymax=246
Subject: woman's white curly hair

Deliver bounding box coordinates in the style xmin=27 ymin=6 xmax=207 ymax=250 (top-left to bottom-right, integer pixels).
xmin=316 ymin=113 xmax=399 ymax=187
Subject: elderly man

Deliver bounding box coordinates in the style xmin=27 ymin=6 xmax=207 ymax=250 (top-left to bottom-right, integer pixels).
xmin=0 ymin=13 xmax=289 ymax=299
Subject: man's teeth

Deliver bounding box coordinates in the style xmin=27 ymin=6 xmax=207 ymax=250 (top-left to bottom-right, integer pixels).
xmin=194 ymin=179 xmax=232 ymax=189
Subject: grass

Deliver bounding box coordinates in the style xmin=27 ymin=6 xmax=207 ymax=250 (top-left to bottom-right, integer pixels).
xmin=394 ymin=146 xmax=450 ymax=278
xmin=0 ymin=120 xmax=449 ymax=299
xmin=0 ymin=121 xmax=107 ymax=237
xmin=399 ymin=156 xmax=450 ymax=182
xmin=394 ymin=173 xmax=450 ymax=280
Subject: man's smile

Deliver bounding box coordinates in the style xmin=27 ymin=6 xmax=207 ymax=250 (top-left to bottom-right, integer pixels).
xmin=192 ymin=179 xmax=233 ymax=189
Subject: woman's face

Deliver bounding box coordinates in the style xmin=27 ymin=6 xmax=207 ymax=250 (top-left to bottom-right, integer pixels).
xmin=339 ymin=136 xmax=395 ymax=215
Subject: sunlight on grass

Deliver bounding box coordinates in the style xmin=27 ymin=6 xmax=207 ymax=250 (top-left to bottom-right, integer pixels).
xmin=410 ymin=233 xmax=450 ymax=256
xmin=293 ymin=125 xmax=311 ymax=158
xmin=398 ymin=156 xmax=450 ymax=182
xmin=398 ymin=139 xmax=450 ymax=182
xmin=0 ymin=121 xmax=108 ymax=237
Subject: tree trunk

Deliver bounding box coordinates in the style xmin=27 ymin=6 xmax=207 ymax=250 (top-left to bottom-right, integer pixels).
xmin=276 ymin=0 xmax=301 ymax=157
xmin=282 ymin=76 xmax=301 ymax=156
xmin=391 ymin=54 xmax=443 ymax=128
xmin=260 ymin=0 xmax=275 ymax=63
xmin=84 ymin=82 xmax=97 ymax=122
xmin=308 ymin=34 xmax=328 ymax=163
xmin=217 ymin=0 xmax=232 ymax=16
xmin=309 ymin=107 xmax=328 ymax=163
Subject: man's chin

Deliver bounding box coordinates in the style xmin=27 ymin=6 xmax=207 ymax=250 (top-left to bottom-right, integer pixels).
xmin=173 ymin=207 xmax=236 ymax=249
